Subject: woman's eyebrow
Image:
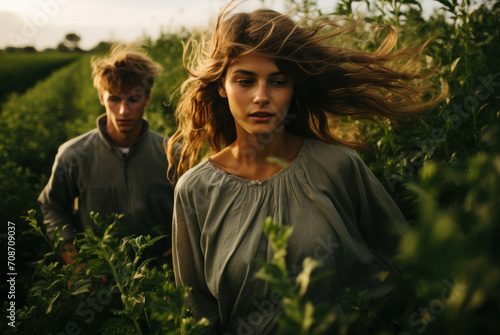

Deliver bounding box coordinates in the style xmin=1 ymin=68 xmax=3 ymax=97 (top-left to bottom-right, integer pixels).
xmin=232 ymin=69 xmax=255 ymax=75
xmin=232 ymin=69 xmax=284 ymax=77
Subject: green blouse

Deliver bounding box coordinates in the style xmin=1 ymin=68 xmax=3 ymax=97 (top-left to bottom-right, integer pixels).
xmin=173 ymin=138 xmax=407 ymax=334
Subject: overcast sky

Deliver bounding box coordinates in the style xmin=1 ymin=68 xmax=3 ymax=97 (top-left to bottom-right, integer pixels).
xmin=0 ymin=0 xmax=441 ymax=51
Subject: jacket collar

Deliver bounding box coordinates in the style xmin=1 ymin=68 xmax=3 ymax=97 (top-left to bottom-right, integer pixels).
xmin=96 ymin=113 xmax=150 ymax=151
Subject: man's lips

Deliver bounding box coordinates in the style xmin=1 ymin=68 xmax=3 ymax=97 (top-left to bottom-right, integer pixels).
xmin=117 ymin=119 xmax=133 ymax=124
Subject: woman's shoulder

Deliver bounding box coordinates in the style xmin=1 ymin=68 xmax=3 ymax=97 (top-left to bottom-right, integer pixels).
xmin=301 ymin=139 xmax=379 ymax=192
xmin=175 ymin=160 xmax=214 ymax=192
xmin=303 ymin=138 xmax=363 ymax=166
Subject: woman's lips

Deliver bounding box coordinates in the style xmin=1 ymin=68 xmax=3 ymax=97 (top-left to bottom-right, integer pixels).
xmin=249 ymin=112 xmax=273 ymax=122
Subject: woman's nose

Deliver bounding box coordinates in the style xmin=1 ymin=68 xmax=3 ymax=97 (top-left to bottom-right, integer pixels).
xmin=253 ymin=83 xmax=270 ymax=105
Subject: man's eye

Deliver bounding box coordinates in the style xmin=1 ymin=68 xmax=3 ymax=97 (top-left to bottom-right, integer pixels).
xmin=128 ymin=96 xmax=143 ymax=103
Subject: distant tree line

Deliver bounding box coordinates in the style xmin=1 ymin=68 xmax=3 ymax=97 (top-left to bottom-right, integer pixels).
xmin=1 ymin=33 xmax=113 ymax=54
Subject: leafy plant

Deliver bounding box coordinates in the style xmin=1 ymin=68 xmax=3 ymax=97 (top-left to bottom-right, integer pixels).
xmin=255 ymin=218 xmax=382 ymax=335
xmin=7 ymin=210 xmax=207 ymax=335
xmin=395 ymin=122 xmax=500 ymax=335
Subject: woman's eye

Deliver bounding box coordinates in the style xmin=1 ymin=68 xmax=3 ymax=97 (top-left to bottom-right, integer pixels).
xmin=271 ymin=79 xmax=288 ymax=87
xmin=236 ymin=79 xmax=253 ymax=86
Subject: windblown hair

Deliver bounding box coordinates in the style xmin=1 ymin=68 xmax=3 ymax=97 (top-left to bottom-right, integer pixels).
xmin=91 ymin=43 xmax=162 ymax=95
xmin=167 ymin=2 xmax=445 ymax=180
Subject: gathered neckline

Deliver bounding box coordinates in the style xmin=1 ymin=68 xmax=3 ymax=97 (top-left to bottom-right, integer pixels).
xmin=207 ymin=138 xmax=309 ymax=186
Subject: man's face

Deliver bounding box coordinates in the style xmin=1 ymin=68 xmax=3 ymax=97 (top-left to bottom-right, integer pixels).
xmin=99 ymin=88 xmax=150 ymax=140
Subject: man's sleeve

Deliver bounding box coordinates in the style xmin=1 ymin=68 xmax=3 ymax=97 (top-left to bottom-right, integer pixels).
xmin=38 ymin=147 xmax=79 ymax=242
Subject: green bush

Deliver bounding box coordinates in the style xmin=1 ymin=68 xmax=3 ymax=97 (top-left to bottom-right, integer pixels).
xmin=7 ymin=210 xmax=208 ymax=335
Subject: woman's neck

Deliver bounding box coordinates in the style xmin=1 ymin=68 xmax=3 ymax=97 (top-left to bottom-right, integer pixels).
xmin=233 ymin=132 xmax=288 ymax=163
xmin=211 ymin=131 xmax=304 ymax=181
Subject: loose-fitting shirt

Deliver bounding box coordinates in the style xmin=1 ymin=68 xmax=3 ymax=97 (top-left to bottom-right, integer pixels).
xmin=173 ymin=138 xmax=407 ymax=334
xmin=38 ymin=114 xmax=175 ymax=249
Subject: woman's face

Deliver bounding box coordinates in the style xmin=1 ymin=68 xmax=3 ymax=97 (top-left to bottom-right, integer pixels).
xmin=218 ymin=52 xmax=294 ymax=138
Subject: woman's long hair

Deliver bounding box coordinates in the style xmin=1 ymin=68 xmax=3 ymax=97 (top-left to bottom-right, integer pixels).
xmin=167 ymin=2 xmax=446 ymax=180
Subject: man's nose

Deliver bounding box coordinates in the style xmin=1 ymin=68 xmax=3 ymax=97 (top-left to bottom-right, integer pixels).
xmin=119 ymin=100 xmax=130 ymax=115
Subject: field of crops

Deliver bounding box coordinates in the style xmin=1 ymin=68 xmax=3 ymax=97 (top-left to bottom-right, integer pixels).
xmin=0 ymin=52 xmax=81 ymax=104
xmin=1 ymin=0 xmax=499 ymax=334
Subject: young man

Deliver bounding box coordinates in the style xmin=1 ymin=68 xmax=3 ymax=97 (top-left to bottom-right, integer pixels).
xmin=38 ymin=44 xmax=174 ymax=264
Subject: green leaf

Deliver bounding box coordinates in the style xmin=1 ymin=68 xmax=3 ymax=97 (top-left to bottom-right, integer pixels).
xmin=296 ymin=258 xmax=322 ymax=297
xmin=45 ymin=291 xmax=61 ymax=314
xmin=70 ymin=283 xmax=92 ymax=296
xmin=450 ymin=57 xmax=461 ymax=73
xmin=435 ymin=0 xmax=455 ymax=11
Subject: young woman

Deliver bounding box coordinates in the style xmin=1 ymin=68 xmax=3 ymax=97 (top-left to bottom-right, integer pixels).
xmin=167 ymin=3 xmax=444 ymax=334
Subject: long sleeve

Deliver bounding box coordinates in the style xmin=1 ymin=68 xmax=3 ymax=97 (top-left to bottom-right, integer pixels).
xmin=172 ymin=181 xmax=220 ymax=333
xmin=349 ymin=153 xmax=408 ymax=264
xmin=38 ymin=146 xmax=79 ymax=242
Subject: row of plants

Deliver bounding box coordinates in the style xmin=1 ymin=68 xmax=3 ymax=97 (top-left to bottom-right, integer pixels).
xmin=0 ymin=52 xmax=81 ymax=103
xmin=0 ymin=55 xmax=99 ymax=226
xmin=1 ymin=55 xmax=102 ymax=323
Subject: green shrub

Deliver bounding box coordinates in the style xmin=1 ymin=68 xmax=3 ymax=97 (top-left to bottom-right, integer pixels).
xmin=8 ymin=210 xmax=208 ymax=335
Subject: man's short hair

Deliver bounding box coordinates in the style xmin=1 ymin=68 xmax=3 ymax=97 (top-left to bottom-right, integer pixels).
xmin=91 ymin=43 xmax=162 ymax=95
